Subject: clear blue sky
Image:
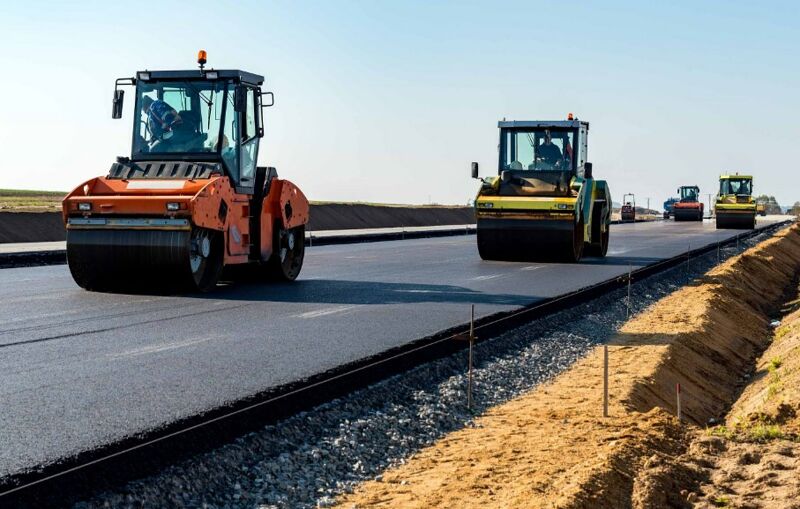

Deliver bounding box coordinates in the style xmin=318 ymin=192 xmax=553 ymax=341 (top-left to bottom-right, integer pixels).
xmin=1 ymin=0 xmax=797 ymax=208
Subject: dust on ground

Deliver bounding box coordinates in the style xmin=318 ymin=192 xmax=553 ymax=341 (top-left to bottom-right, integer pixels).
xmin=337 ymin=224 xmax=800 ymax=508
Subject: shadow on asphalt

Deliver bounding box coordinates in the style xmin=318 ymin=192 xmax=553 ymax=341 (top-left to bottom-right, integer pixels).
xmin=194 ymin=279 xmax=537 ymax=306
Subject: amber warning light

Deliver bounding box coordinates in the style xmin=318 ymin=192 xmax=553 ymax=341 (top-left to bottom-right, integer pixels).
xmin=197 ymin=50 xmax=208 ymax=69
xmin=567 ymin=112 xmax=574 ymax=120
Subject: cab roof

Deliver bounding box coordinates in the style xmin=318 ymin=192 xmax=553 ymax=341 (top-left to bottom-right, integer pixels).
xmin=498 ymin=120 xmax=588 ymax=129
xmin=136 ymin=69 xmax=264 ymax=86
xmin=720 ymin=174 xmax=753 ymax=180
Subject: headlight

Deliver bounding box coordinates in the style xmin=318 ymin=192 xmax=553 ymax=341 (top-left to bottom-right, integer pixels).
xmin=478 ymin=202 xmax=494 ymax=208
xmin=166 ymin=202 xmax=180 ymax=211
xmin=556 ymin=203 xmax=573 ymax=210
xmin=78 ymin=203 xmax=92 ymax=211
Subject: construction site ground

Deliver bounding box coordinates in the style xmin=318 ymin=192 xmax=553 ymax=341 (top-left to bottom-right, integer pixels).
xmin=337 ymin=223 xmax=800 ymax=508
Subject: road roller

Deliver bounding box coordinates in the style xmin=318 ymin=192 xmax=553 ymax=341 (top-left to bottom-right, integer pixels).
xmin=620 ymin=194 xmax=636 ymax=222
xmin=62 ymin=52 xmax=309 ymax=292
xmin=756 ymin=200 xmax=767 ymax=216
xmin=715 ymin=174 xmax=756 ymax=229
xmin=471 ymin=116 xmax=611 ymax=262
xmin=673 ymin=185 xmax=704 ymax=221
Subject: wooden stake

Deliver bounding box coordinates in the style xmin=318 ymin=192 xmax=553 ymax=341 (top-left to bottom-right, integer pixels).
xmin=603 ymin=345 xmax=609 ymax=418
xmin=468 ymin=304 xmax=475 ymax=411
xmin=626 ymin=265 xmax=632 ymax=319
xmin=676 ymin=382 xmax=682 ymax=422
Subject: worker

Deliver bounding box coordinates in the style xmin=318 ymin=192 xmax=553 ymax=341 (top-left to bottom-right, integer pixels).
xmin=141 ymin=95 xmax=182 ymax=141
xmin=537 ymin=130 xmax=563 ymax=166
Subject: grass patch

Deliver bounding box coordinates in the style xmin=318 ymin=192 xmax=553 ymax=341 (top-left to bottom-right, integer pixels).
xmin=712 ymin=495 xmax=731 ymax=507
xmin=707 ymin=425 xmax=735 ymax=440
xmin=775 ymin=325 xmax=791 ymax=341
xmin=747 ymin=423 xmax=784 ymax=442
xmin=770 ymin=357 xmax=783 ymax=370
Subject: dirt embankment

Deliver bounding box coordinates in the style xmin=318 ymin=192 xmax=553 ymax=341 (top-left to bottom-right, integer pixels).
xmin=0 ymin=205 xmax=475 ymax=244
xmin=637 ymin=285 xmax=800 ymax=509
xmin=337 ymin=224 xmax=800 ymax=509
xmin=0 ymin=212 xmax=67 ymax=243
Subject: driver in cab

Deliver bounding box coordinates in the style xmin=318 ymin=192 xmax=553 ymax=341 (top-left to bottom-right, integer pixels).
xmin=536 ymin=130 xmax=563 ymax=166
xmin=141 ymin=95 xmax=182 ymax=142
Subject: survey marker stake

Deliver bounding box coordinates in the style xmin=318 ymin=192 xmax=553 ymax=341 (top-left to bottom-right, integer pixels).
xmin=626 ymin=265 xmax=632 ymax=319
xmin=453 ymin=304 xmax=477 ymax=411
xmin=676 ymin=382 xmax=682 ymax=422
xmin=603 ymin=345 xmax=609 ymax=418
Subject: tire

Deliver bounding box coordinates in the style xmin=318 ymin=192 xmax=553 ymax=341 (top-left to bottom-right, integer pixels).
xmin=585 ymin=206 xmax=609 ymax=258
xmin=188 ymin=228 xmax=223 ymax=292
xmin=564 ymin=219 xmax=584 ymax=262
xmin=266 ymin=225 xmax=305 ymax=281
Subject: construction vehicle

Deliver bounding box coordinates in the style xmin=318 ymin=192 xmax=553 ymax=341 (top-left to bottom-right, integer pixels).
xmin=471 ymin=116 xmax=611 ymax=262
xmin=663 ymin=197 xmax=678 ymax=219
xmin=756 ymin=200 xmax=767 ymax=216
xmin=62 ymin=51 xmax=309 ymax=292
xmin=673 ymin=185 xmax=704 ymax=221
xmin=715 ymin=174 xmax=756 ymax=229
xmin=620 ymin=194 xmax=635 ymax=222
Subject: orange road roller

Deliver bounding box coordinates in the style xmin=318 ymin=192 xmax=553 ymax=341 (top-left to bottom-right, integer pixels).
xmin=673 ymin=185 xmax=704 ymax=221
xmin=62 ymin=52 xmax=309 ymax=292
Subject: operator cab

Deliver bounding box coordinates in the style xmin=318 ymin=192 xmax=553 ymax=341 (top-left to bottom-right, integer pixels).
xmin=678 ymin=186 xmax=699 ymax=202
xmin=494 ymin=118 xmax=590 ymax=197
xmin=110 ymin=51 xmax=274 ymax=193
xmin=720 ymin=177 xmax=752 ymax=197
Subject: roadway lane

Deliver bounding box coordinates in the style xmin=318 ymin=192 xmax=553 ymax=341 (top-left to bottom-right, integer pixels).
xmin=0 ymin=217 xmax=788 ymax=478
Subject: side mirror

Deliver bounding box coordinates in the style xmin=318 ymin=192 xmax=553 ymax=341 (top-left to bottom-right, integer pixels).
xmin=112 ymin=90 xmax=124 ymax=119
xmin=261 ymin=91 xmax=275 ymax=107
xmin=584 ymin=162 xmax=593 ymax=179
xmin=471 ymin=162 xmax=479 ymax=179
xmin=234 ymin=86 xmax=247 ymax=112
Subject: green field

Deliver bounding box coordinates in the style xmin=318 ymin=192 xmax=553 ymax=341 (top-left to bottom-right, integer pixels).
xmin=0 ymin=189 xmax=66 ymax=210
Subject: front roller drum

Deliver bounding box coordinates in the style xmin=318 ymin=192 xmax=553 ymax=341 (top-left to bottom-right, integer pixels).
xmin=674 ymin=207 xmax=703 ymax=222
xmin=477 ymin=219 xmax=583 ymax=262
xmin=67 ymin=227 xmax=223 ymax=292
xmin=715 ymin=212 xmax=755 ymax=230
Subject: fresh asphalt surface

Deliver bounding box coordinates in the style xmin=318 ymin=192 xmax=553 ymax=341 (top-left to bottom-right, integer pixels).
xmin=0 ymin=217 xmax=788 ymax=479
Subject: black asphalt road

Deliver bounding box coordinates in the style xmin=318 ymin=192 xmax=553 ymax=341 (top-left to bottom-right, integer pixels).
xmin=0 ymin=217 xmax=786 ymax=478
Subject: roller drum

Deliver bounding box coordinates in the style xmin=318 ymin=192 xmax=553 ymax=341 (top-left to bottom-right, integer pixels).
xmin=476 ymin=218 xmax=581 ymax=262
xmin=715 ymin=212 xmax=755 ymax=230
xmin=67 ymin=229 xmax=196 ymax=291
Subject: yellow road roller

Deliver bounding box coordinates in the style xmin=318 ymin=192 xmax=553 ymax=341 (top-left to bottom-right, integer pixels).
xmin=715 ymin=174 xmax=756 ymax=229
xmin=471 ymin=117 xmax=611 ymax=262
